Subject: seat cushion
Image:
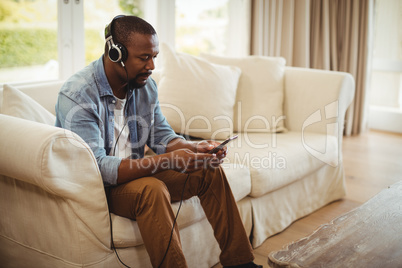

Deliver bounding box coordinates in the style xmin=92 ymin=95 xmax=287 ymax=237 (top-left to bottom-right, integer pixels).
xmin=226 ymin=132 xmax=339 ymax=197
xmin=221 ymin=163 xmax=251 ymax=202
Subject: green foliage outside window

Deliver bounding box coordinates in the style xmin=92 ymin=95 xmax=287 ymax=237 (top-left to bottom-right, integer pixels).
xmin=84 ymin=29 xmax=106 ymax=65
xmin=0 ymin=29 xmax=57 ymax=68
xmin=0 ymin=0 xmax=144 ymax=68
xmin=0 ymin=28 xmax=104 ymax=68
xmin=0 ymin=0 xmax=58 ymax=68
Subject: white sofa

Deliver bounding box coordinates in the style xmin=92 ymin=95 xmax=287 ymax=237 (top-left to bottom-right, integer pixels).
xmin=0 ymin=47 xmax=355 ymax=267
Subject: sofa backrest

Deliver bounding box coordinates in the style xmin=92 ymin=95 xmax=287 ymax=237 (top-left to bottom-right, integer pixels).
xmin=283 ymin=67 xmax=355 ymax=137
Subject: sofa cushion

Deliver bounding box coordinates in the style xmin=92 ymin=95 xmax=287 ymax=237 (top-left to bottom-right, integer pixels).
xmin=0 ymin=81 xmax=63 ymax=115
xmin=221 ymin=163 xmax=251 ymax=202
xmin=226 ymin=132 xmax=339 ymax=197
xmin=157 ymin=43 xmax=241 ymax=140
xmin=200 ymin=54 xmax=286 ymax=133
xmin=1 ymin=84 xmax=56 ymax=125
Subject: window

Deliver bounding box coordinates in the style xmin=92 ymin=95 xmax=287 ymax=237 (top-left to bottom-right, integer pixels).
xmin=175 ymin=0 xmax=229 ymax=56
xmin=0 ymin=0 xmax=249 ymax=85
xmin=368 ymin=0 xmax=402 ymax=133
xmin=0 ymin=0 xmax=58 ymax=84
xmin=0 ymin=0 xmax=148 ymax=85
xmin=175 ymin=0 xmax=250 ymax=57
xmin=369 ymin=0 xmax=402 ymax=109
xmin=83 ymin=1 xmax=126 ymax=66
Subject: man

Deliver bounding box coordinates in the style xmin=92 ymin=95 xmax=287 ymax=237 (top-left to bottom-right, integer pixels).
xmin=55 ymin=15 xmax=261 ymax=268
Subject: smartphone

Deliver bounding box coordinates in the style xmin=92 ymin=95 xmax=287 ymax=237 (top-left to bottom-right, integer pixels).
xmin=208 ymin=135 xmax=238 ymax=154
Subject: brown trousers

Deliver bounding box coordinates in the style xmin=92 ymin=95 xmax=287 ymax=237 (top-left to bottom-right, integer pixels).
xmin=106 ymin=166 xmax=254 ymax=267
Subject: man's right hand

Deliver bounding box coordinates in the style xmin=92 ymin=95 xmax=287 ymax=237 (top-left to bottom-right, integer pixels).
xmin=169 ymin=149 xmax=217 ymax=173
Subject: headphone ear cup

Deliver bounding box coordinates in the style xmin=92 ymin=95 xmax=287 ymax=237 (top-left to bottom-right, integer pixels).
xmin=108 ymin=46 xmax=120 ymax=62
xmin=116 ymin=43 xmax=127 ymax=62
xmin=108 ymin=43 xmax=127 ymax=63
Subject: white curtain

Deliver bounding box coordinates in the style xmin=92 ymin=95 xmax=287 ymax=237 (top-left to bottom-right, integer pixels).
xmin=250 ymin=0 xmax=374 ymax=135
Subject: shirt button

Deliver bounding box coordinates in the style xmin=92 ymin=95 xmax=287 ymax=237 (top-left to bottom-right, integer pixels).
xmin=112 ymin=100 xmax=116 ymax=104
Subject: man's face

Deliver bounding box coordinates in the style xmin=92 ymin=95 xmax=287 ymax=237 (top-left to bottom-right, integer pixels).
xmin=124 ymin=33 xmax=159 ymax=88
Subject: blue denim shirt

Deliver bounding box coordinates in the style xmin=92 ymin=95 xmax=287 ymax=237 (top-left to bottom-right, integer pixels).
xmin=55 ymin=56 xmax=182 ymax=186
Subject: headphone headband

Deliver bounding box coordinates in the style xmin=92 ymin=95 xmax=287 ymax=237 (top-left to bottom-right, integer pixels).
xmin=105 ymin=15 xmax=125 ymax=39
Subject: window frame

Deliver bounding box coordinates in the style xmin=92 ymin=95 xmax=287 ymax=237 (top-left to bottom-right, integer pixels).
xmin=58 ymin=0 xmax=85 ymax=81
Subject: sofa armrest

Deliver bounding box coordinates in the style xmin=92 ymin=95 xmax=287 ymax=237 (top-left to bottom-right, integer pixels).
xmin=0 ymin=114 xmax=111 ymax=265
xmin=284 ymin=67 xmax=355 ymax=137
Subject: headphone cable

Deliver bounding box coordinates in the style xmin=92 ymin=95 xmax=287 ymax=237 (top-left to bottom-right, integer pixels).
xmin=109 ymin=66 xmax=189 ymax=267
xmin=109 ymin=64 xmax=131 ymax=267
xmin=109 ymin=212 xmax=130 ymax=268
xmin=111 ymin=65 xmax=130 ymax=157
xmin=158 ymin=173 xmax=190 ymax=268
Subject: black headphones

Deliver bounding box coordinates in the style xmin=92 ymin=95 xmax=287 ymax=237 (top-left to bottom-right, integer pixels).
xmin=105 ymin=15 xmax=127 ymax=67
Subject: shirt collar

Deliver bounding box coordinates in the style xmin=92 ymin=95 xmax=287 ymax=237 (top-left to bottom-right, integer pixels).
xmin=94 ymin=56 xmax=115 ymax=98
xmin=94 ymin=55 xmax=134 ymax=99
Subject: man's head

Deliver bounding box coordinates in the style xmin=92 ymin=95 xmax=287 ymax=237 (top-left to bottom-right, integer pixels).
xmin=104 ymin=15 xmax=159 ymax=92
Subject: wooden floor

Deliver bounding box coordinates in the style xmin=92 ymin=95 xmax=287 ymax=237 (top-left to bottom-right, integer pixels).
xmin=214 ymin=130 xmax=402 ymax=267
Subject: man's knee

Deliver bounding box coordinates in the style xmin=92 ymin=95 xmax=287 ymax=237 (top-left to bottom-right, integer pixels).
xmin=191 ymin=166 xmax=227 ymax=195
xmin=140 ymin=177 xmax=171 ymax=203
xmin=205 ymin=166 xmax=226 ymax=182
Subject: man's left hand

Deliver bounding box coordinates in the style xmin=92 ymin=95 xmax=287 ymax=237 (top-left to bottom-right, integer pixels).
xmin=196 ymin=140 xmax=227 ymax=161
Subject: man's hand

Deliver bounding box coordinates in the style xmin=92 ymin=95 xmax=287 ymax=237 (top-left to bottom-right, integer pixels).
xmin=166 ymin=138 xmax=228 ymax=171
xmin=117 ymin=138 xmax=229 ymax=184
xmin=196 ymin=140 xmax=227 ymax=167
xmin=169 ymin=148 xmax=217 ymax=173
xmin=196 ymin=140 xmax=227 ymax=158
